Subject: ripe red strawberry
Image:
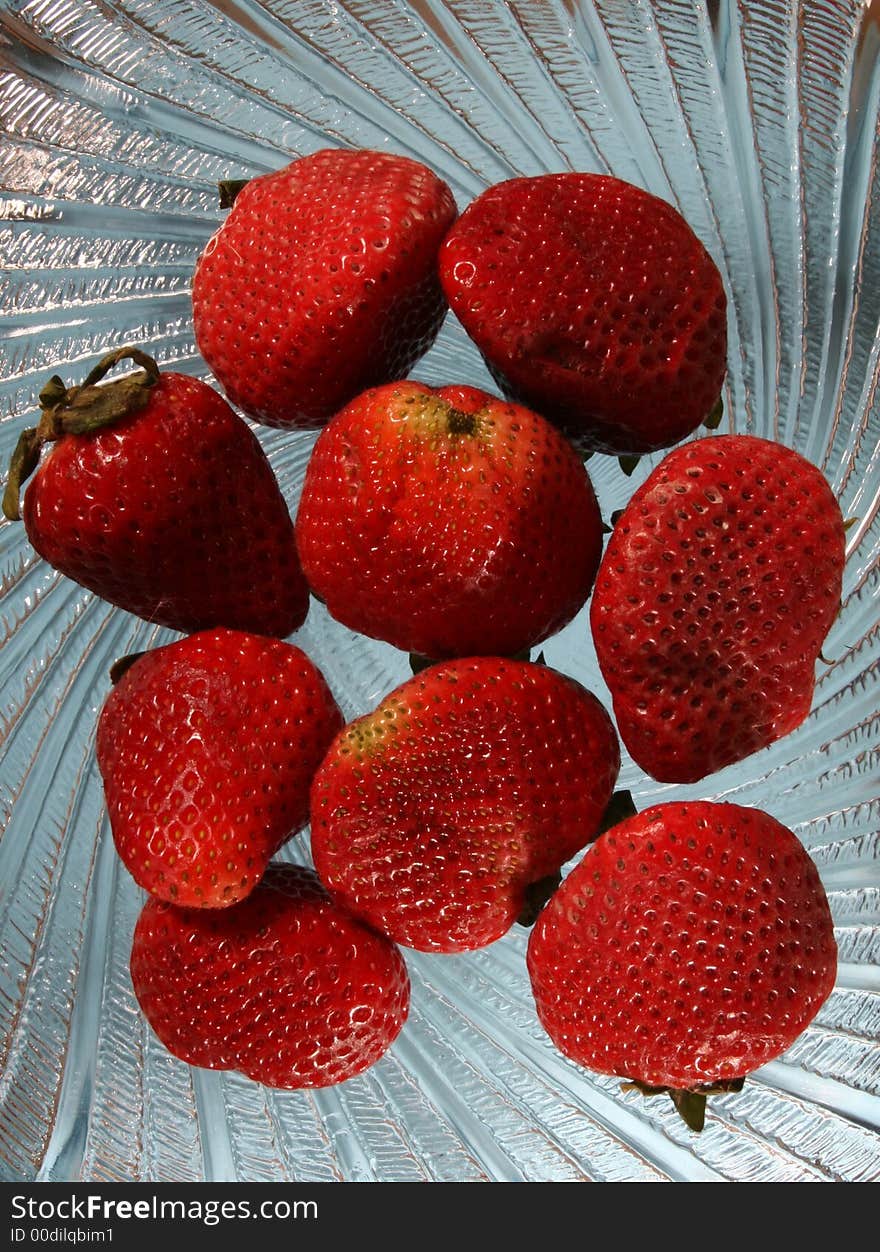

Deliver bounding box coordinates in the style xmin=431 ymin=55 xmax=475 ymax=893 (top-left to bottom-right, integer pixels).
xmin=130 ymin=863 xmax=410 ymax=1089
xmin=295 ymin=381 xmax=604 ymax=659
xmin=310 ymin=658 xmax=620 ymax=953
xmin=590 ymin=435 xmax=846 ymax=783
xmin=439 ymin=174 xmax=727 ymax=454
xmin=3 ymin=347 xmax=309 ymax=637
xmin=97 ymin=629 xmax=343 ymax=908
xmin=527 ymin=801 xmax=837 ymax=1130
xmin=192 ymin=148 xmax=457 ymax=430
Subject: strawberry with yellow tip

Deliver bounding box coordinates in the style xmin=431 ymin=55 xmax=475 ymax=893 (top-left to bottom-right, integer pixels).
xmin=295 ymin=380 xmax=604 ymax=659
xmin=310 ymin=657 xmax=620 ymax=953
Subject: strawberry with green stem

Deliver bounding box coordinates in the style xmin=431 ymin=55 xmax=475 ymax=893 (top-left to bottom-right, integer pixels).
xmin=527 ymin=800 xmax=837 ymax=1131
xmin=311 ymin=657 xmax=620 ymax=953
xmin=4 ymin=346 xmax=309 ymax=638
xmin=192 ymin=148 xmax=457 ymax=430
xmin=295 ymin=381 xmax=604 ymax=660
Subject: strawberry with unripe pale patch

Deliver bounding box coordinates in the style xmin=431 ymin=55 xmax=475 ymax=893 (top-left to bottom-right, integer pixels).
xmin=295 ymin=380 xmax=604 ymax=659
xmin=97 ymin=629 xmax=343 ymax=908
xmin=131 ymin=864 xmax=410 ymax=1089
xmin=310 ymin=657 xmax=620 ymax=953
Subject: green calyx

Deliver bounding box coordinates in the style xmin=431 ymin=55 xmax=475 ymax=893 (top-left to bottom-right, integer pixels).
xmin=218 ymin=179 xmax=250 ymax=209
xmin=109 ymin=651 xmax=146 ymax=685
xmin=408 ymin=644 xmax=533 ymax=676
xmin=703 ymin=394 xmax=725 ymax=430
xmin=2 ymin=346 xmax=161 ymax=521
xmin=409 ymin=652 xmax=438 ymax=676
xmin=445 ymin=407 xmax=478 ymax=437
xmin=596 ymin=789 xmax=637 ymax=837
xmin=403 ymin=394 xmax=484 ymax=445
xmin=601 ymin=508 xmax=625 ymax=535
xmin=516 ymin=871 xmax=562 ymax=928
xmin=621 ymin=1076 xmax=745 ymax=1133
xmin=2 ymin=429 xmax=43 ymax=523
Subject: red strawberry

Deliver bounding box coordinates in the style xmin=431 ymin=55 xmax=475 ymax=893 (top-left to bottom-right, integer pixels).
xmin=527 ymin=801 xmax=837 ymax=1129
xmin=192 ymin=149 xmax=457 ymax=430
xmin=130 ymin=863 xmax=410 ymax=1089
xmin=439 ymin=174 xmax=727 ymax=455
xmin=310 ymin=658 xmax=620 ymax=953
xmin=590 ymin=436 xmax=845 ymax=783
xmin=97 ymin=629 xmax=343 ymax=908
xmin=3 ymin=347 xmax=309 ymax=637
xmin=295 ymin=381 xmax=604 ymax=659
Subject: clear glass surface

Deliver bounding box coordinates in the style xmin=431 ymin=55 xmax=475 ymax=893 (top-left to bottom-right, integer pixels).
xmin=1 ymin=0 xmax=879 ymax=1182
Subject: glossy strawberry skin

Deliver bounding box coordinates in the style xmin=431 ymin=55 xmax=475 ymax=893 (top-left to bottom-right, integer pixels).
xmin=98 ymin=629 xmax=344 ymax=908
xmin=439 ymin=174 xmax=727 ymax=455
xmin=192 ymin=149 xmax=457 ymax=430
xmin=295 ymin=381 xmax=604 ymax=659
xmin=527 ymin=801 xmax=837 ymax=1090
xmin=23 ymin=373 xmax=308 ymax=637
xmin=130 ymin=864 xmax=410 ymax=1089
xmin=590 ymin=436 xmax=845 ymax=784
xmin=311 ymin=658 xmax=620 ymax=954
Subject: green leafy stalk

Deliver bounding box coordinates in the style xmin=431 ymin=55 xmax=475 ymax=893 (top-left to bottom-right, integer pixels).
xmin=621 ymin=1076 xmax=745 ymax=1133
xmin=597 ymin=789 xmax=637 ymax=836
xmin=703 ymin=395 xmax=724 ymax=430
xmin=2 ymin=428 xmax=42 ymax=521
xmin=408 ymin=644 xmax=534 ymax=676
xmin=516 ymin=871 xmax=562 ymax=928
xmin=109 ymin=652 xmax=146 ymax=685
xmin=2 ymin=347 xmax=161 ymax=521
xmin=218 ymin=179 xmax=250 ymax=209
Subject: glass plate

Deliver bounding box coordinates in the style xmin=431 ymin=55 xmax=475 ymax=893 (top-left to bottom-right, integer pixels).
xmin=1 ymin=0 xmax=879 ymax=1183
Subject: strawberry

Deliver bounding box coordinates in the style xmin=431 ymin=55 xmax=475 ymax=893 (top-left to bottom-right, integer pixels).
xmin=192 ymin=148 xmax=457 ymax=430
xmin=130 ymin=864 xmax=410 ymax=1089
xmin=295 ymin=381 xmax=604 ymax=659
xmin=3 ymin=347 xmax=309 ymax=637
xmin=527 ymin=801 xmax=837 ymax=1130
xmin=439 ymin=173 xmax=727 ymax=455
xmin=310 ymin=658 xmax=620 ymax=953
xmin=590 ymin=435 xmax=846 ymax=783
xmin=97 ymin=629 xmax=343 ymax=908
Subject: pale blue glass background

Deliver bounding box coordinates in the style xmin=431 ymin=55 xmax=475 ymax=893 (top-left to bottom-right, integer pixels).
xmin=1 ymin=0 xmax=879 ymax=1181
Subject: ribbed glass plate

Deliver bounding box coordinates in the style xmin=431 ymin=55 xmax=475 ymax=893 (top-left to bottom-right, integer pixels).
xmin=1 ymin=0 xmax=879 ymax=1183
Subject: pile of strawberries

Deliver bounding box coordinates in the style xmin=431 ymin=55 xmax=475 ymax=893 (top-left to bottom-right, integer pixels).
xmin=4 ymin=149 xmax=845 ymax=1134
